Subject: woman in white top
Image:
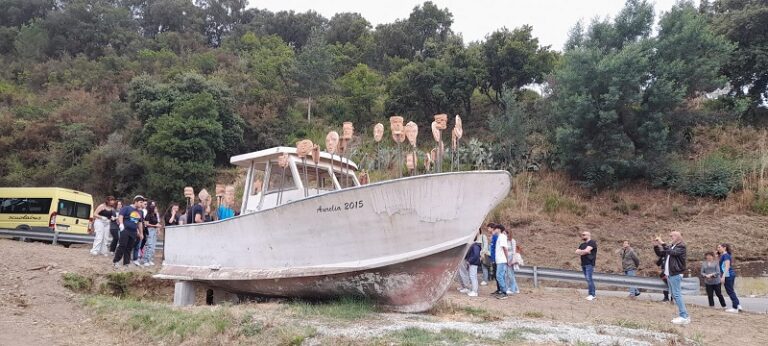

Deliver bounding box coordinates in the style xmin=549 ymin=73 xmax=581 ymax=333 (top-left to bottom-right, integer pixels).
xmin=505 ymin=230 xmax=520 ymax=294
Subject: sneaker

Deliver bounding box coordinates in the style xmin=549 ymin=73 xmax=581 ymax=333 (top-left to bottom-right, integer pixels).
xmin=496 ymin=293 xmax=508 ymax=300
xmin=458 ymin=288 xmax=469 ymax=293
xmin=113 ymin=262 xmax=121 ymax=268
xmin=635 ymin=292 xmax=641 ymax=297
xmin=480 ymin=281 xmax=488 ymax=286
xmin=737 ymin=305 xmax=743 ymax=311
xmin=142 ymin=262 xmax=152 ymax=267
xmin=514 ymin=290 xmax=520 ymax=294
xmin=725 ymin=308 xmax=738 ymax=313
xmin=90 ymin=251 xmax=98 ymax=256
xmin=671 ymin=317 xmax=691 ymax=325
xmin=491 ymin=290 xmax=501 ymax=296
xmin=132 ymin=260 xmax=140 ymax=266
xmin=102 ymin=253 xmax=110 ymax=257
xmin=586 ymin=295 xmax=596 ymax=301
xmin=467 ymin=291 xmax=478 ymax=297
xmin=506 ymin=290 xmax=513 ymax=295
xmin=148 ymin=261 xmax=155 ymax=266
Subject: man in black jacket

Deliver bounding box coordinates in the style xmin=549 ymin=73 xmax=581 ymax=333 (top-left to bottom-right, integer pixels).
xmin=654 ymin=231 xmax=690 ymax=325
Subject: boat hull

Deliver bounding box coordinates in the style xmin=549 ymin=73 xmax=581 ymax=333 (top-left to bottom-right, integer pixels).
xmin=158 ymin=171 xmax=511 ymax=312
xmin=195 ymin=244 xmax=468 ymax=312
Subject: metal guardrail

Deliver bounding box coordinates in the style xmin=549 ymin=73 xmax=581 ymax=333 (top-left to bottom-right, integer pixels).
xmin=0 ymin=228 xmax=164 ymax=250
xmin=515 ymin=265 xmax=701 ymax=295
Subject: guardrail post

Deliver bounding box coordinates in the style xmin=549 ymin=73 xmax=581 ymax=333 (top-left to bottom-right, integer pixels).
xmin=533 ymin=266 xmax=539 ymax=288
xmin=52 ymin=228 xmax=58 ymax=245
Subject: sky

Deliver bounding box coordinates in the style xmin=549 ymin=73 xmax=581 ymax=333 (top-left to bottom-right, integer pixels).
xmin=247 ymin=0 xmax=690 ymax=51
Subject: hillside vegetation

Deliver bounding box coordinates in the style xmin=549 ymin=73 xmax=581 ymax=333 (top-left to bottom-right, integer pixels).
xmin=0 ymin=0 xmax=767 ymax=214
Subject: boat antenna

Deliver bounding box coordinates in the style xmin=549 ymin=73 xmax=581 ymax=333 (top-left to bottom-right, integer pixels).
xmin=276 ymin=153 xmax=289 ymax=206
xmin=373 ymin=123 xmax=384 ymax=170
xmin=296 ymin=140 xmax=313 ymax=197
xmin=451 ymin=115 xmax=463 ymax=172
xmin=311 ymin=144 xmax=321 ymax=195
xmin=390 ymin=116 xmax=405 ymax=178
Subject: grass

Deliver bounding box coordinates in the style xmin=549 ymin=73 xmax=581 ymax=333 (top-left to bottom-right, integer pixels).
xmin=737 ymin=277 xmax=768 ymax=296
xmin=62 ymin=272 xmax=93 ymax=293
xmin=522 ymin=310 xmax=545 ymax=319
xmin=289 ymin=296 xmax=375 ymax=320
xmin=502 ymin=327 xmax=543 ymax=342
xmin=612 ymin=319 xmax=647 ymax=330
xmin=85 ymin=295 xmax=239 ymax=343
xmin=461 ymin=306 xmax=500 ymax=321
xmin=379 ymin=327 xmax=483 ymax=346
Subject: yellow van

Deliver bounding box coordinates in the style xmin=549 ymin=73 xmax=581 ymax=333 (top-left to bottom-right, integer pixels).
xmin=0 ymin=187 xmax=94 ymax=234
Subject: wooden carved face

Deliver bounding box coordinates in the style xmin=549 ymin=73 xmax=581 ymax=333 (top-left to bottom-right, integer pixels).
xmin=296 ymin=139 xmax=314 ymax=158
xmin=325 ymin=131 xmax=340 ymax=154
xmin=405 ymin=121 xmax=418 ymax=147
xmin=406 ymin=152 xmax=417 ymax=170
xmin=434 ymin=113 xmax=448 ymax=130
xmin=359 ymin=170 xmax=369 ymax=185
xmin=390 ymin=116 xmax=404 ymax=136
xmin=373 ymin=123 xmax=384 ymax=142
xmin=431 ymin=121 xmax=441 ymax=142
xmin=342 ymin=122 xmax=354 ymax=140
xmin=453 ymin=114 xmax=463 ymax=139
xmin=311 ymin=144 xmax=320 ymax=164
xmin=215 ymin=184 xmax=225 ymax=199
xmin=277 ymin=153 xmax=289 ymax=168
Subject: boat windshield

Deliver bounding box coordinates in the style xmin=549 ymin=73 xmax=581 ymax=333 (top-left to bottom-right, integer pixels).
xmin=303 ymin=166 xmax=336 ymax=191
xmin=334 ymin=171 xmax=356 ymax=189
xmin=265 ymin=165 xmax=296 ymax=194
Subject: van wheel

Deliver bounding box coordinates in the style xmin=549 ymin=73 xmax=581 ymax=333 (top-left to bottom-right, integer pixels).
xmin=59 ymin=242 xmax=72 ymax=248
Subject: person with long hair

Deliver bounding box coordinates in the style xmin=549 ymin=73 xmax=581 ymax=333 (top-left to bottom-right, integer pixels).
xmin=164 ymin=203 xmax=181 ymax=226
xmin=718 ymin=243 xmax=743 ymax=313
xmin=701 ymin=251 xmax=726 ymax=308
xmin=141 ymin=201 xmax=162 ymax=266
xmin=108 ymin=201 xmax=123 ymax=254
xmin=91 ymin=196 xmax=116 ymax=256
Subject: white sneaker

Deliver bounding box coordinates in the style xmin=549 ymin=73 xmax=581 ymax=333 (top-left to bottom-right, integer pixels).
xmin=506 ymin=290 xmax=513 ymax=294
xmin=102 ymin=253 xmax=110 ymax=257
xmin=480 ymin=281 xmax=488 ymax=286
xmin=148 ymin=261 xmax=155 ymax=266
xmin=467 ymin=291 xmax=478 ymax=297
xmin=725 ymin=308 xmax=738 ymax=313
xmin=458 ymin=288 xmax=470 ymax=294
xmin=132 ymin=260 xmax=140 ymax=266
xmin=142 ymin=262 xmax=151 ymax=267
xmin=671 ymin=317 xmax=691 ymax=325
xmin=737 ymin=305 xmax=743 ymax=311
xmin=113 ymin=262 xmax=121 ymax=268
xmin=586 ymin=295 xmax=596 ymax=301
xmin=90 ymin=251 xmax=98 ymax=256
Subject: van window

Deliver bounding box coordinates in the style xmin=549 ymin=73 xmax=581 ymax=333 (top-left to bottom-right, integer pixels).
xmin=0 ymin=198 xmax=53 ymax=214
xmin=58 ymin=199 xmax=91 ymax=219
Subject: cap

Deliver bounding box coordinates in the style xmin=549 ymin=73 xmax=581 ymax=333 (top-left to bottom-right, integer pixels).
xmin=133 ymin=195 xmax=146 ymax=202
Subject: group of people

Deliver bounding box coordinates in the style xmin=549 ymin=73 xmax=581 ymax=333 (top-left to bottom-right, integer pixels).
xmin=457 ymin=222 xmax=524 ymax=300
xmin=576 ymin=230 xmax=744 ymax=326
xmin=88 ymin=189 xmax=232 ymax=269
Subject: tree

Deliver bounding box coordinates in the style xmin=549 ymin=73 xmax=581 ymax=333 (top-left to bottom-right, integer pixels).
xmin=242 ymin=9 xmax=328 ymax=50
xmin=553 ymin=0 xmax=733 ymax=188
xmin=196 ymin=0 xmax=247 ymax=46
xmin=479 ymin=25 xmax=557 ymax=108
xmin=711 ymin=0 xmax=768 ymax=117
xmin=0 ymin=0 xmax=55 ymax=28
xmin=336 ymin=63 xmax=383 ymax=125
xmin=13 ymin=21 xmax=48 ymax=61
xmin=326 ymin=12 xmax=371 ymax=46
xmin=296 ymin=29 xmax=334 ymax=122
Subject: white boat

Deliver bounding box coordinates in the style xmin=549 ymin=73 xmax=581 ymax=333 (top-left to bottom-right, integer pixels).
xmin=157 ymin=146 xmax=510 ymax=312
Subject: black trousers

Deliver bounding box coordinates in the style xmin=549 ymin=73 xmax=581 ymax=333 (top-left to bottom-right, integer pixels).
xmin=112 ymin=230 xmax=136 ymax=265
xmin=706 ymin=283 xmax=727 ymax=307
xmin=109 ymin=227 xmax=119 ymax=252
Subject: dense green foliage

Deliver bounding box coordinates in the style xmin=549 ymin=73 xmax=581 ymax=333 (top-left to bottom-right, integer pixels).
xmin=0 ymin=0 xmax=766 ymax=204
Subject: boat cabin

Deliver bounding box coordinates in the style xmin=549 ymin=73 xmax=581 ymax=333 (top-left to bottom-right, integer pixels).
xmin=230 ymin=147 xmax=359 ymax=213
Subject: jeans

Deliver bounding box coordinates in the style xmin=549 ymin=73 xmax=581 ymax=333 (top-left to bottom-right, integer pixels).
xmin=505 ymin=265 xmax=519 ymax=293
xmin=705 ymin=284 xmax=726 ymax=307
xmin=112 ymin=230 xmax=136 ymax=265
xmin=582 ymin=265 xmax=595 ymax=296
xmin=142 ymin=227 xmax=158 ymax=263
xmin=458 ymin=261 xmax=470 ymax=289
xmin=481 ymin=263 xmax=490 ymax=282
xmin=90 ymin=219 xmax=110 ymax=255
xmin=724 ymin=276 xmax=740 ymax=309
xmin=496 ymin=263 xmax=508 ymax=293
xmin=625 ymin=270 xmax=639 ymax=295
xmin=132 ymin=235 xmax=142 ymax=261
xmin=667 ymin=274 xmax=689 ymax=319
xmin=468 ymin=264 xmax=479 ymax=293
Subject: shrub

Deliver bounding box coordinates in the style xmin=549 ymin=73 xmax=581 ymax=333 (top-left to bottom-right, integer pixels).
xmin=676 ymin=153 xmax=743 ymax=199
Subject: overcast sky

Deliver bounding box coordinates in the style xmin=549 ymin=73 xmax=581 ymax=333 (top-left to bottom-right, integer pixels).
xmin=248 ymin=0 xmax=691 ymax=50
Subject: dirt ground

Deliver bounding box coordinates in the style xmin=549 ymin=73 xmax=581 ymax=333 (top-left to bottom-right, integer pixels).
xmin=2 ymin=238 xmax=768 ymax=346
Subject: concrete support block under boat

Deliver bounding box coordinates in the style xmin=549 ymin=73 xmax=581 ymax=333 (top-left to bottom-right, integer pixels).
xmin=173 ymin=281 xmax=196 ymax=306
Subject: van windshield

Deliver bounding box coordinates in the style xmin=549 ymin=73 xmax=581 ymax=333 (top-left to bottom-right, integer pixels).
xmin=0 ymin=198 xmax=53 ymax=214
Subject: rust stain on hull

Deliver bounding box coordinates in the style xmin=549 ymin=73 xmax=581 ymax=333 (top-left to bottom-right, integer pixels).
xmin=183 ymin=244 xmax=468 ymax=313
